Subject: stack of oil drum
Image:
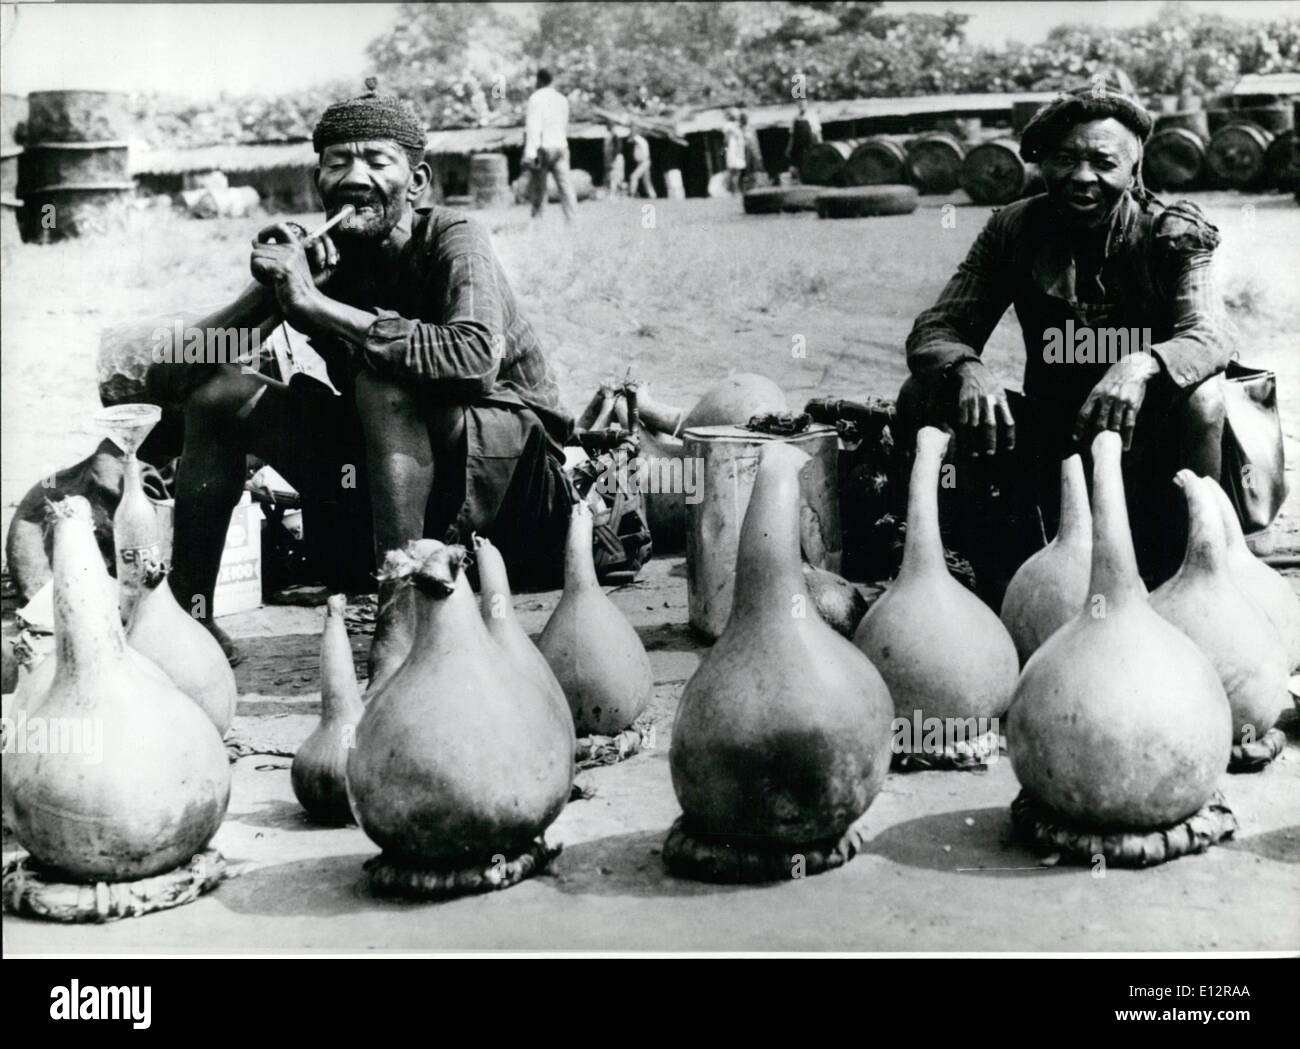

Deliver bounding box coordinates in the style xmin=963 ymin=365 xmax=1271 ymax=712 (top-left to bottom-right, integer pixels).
xmin=798 ymin=94 xmax=1299 ymax=204
xmin=797 ymin=106 xmax=1048 ymax=206
xmin=1145 ymin=99 xmax=1297 ymax=193
xmin=1 ymin=94 xmax=25 ymax=245
xmin=17 ymin=90 xmax=135 ymax=242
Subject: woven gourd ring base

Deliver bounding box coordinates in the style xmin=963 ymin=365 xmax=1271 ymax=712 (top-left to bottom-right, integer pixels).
xmin=363 ymin=838 xmax=560 ymax=901
xmin=1010 ymin=790 xmax=1238 ymax=868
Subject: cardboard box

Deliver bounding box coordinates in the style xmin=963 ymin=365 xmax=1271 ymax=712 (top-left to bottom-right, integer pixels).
xmin=156 ymin=492 xmax=264 ymax=618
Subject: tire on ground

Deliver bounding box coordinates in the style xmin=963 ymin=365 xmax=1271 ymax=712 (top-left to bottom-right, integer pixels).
xmin=742 ymin=186 xmax=821 ymax=215
xmin=814 ymin=185 xmax=919 ymax=219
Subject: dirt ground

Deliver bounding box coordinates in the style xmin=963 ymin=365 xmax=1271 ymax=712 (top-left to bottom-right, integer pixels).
xmin=2 ymin=192 xmax=1298 ymax=953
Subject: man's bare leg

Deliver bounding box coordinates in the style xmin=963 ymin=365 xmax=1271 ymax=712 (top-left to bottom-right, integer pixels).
xmin=355 ymin=371 xmax=440 ymax=560
xmin=171 ymin=366 xmax=336 ymax=656
xmin=355 ymin=372 xmax=466 ymax=679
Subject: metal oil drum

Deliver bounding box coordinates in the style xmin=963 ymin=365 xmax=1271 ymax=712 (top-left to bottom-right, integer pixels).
xmin=684 ymin=423 xmax=840 ymax=640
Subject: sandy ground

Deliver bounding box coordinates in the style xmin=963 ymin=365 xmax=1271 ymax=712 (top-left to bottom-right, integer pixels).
xmin=5 ymin=555 xmax=1299 ymax=954
xmin=2 ymin=192 xmax=1298 ymax=953
xmin=3 ymin=191 xmax=1299 ymax=548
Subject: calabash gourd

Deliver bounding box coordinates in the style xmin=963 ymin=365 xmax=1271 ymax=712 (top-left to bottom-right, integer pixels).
xmin=1151 ymin=472 xmax=1288 ymax=748
xmin=681 ymin=373 xmax=787 ymax=430
xmin=127 ymin=557 xmax=237 ymax=736
xmin=474 ymin=535 xmax=567 ymax=708
xmin=1207 ymin=481 xmax=1300 ymax=671
xmin=1000 ymin=454 xmax=1093 ymax=664
xmin=853 ymin=426 xmax=1018 ymax=733
xmin=291 ymin=594 xmax=365 ymax=824
xmin=670 ymin=442 xmax=895 ymax=844
xmin=366 ymin=551 xmax=416 ymax=697
xmin=537 ymin=502 xmax=653 ymax=735
xmin=2 ymin=497 xmax=230 ymax=881
xmin=346 ymin=541 xmax=574 ymax=864
xmin=1008 ymin=433 xmax=1232 ymax=829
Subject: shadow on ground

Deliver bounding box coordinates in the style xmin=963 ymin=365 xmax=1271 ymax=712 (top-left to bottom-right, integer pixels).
xmin=862 ymin=805 xmax=1075 ymax=878
xmin=550 ymin=828 xmax=752 ymax=899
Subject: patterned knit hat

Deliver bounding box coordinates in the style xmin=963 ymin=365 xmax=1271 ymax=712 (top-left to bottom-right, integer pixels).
xmin=313 ymin=77 xmax=427 ymax=167
xmin=1019 ymin=82 xmax=1153 ymax=163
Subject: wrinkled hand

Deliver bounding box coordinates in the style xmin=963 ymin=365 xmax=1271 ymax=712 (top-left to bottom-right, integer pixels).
xmin=250 ymin=222 xmax=338 ymax=321
xmin=1072 ymin=352 xmax=1161 ymax=450
xmin=952 ymin=360 xmax=1015 ymax=456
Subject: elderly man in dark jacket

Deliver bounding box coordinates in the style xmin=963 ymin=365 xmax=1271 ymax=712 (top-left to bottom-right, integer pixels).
xmin=896 ymin=85 xmax=1229 ymax=602
xmin=153 ymin=84 xmax=573 ymax=661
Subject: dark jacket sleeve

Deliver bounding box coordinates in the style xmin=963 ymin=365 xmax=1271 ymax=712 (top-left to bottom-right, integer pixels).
xmin=905 ymin=208 xmax=1016 ymax=380
xmin=357 ymin=236 xmax=505 ymax=400
xmin=1147 ymin=201 xmax=1233 ymax=389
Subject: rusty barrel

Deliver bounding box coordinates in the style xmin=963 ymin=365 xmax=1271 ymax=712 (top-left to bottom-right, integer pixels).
xmin=26 ymin=90 xmax=131 ymax=142
xmin=799 ymin=140 xmax=860 ymax=186
xmin=1143 ymin=127 xmax=1206 ymax=191
xmin=22 ymin=140 xmax=130 ymax=187
xmin=1265 ymin=129 xmax=1298 ymax=191
xmin=2 ymin=93 xmax=28 ymax=148
xmin=960 ymin=137 xmax=1041 ymax=205
xmin=1230 ymin=104 xmax=1293 ymax=135
xmin=1154 ymin=110 xmax=1210 ymax=140
xmin=1012 ymin=100 xmax=1046 ymax=134
xmin=20 ymin=90 xmax=133 ymax=242
xmin=469 ymin=152 xmax=511 ymax=207
xmin=843 ymin=136 xmax=908 ymax=186
xmin=905 ymin=132 xmax=965 ymax=194
xmin=1206 ymin=122 xmax=1274 ymax=189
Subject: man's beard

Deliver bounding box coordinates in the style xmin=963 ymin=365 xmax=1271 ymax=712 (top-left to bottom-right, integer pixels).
xmin=328 ymin=190 xmax=404 ymax=241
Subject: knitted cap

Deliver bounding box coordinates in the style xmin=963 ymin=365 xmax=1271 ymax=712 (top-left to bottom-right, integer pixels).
xmin=313 ymin=77 xmax=427 ymax=165
xmin=1020 ymin=83 xmax=1153 ymax=163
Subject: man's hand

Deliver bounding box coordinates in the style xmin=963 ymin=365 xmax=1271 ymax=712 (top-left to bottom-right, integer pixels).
xmin=1072 ymin=352 xmax=1161 ymax=450
xmin=952 ymin=359 xmax=1016 ymax=456
xmin=250 ymin=222 xmax=338 ymax=323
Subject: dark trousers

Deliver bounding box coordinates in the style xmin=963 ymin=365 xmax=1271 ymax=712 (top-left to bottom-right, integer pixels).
xmin=893 ymin=370 xmax=1227 ymax=608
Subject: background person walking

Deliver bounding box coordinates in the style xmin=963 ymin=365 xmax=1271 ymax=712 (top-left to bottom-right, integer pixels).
xmin=628 ymin=131 xmax=656 ymax=199
xmin=524 ymin=68 xmax=577 ymax=221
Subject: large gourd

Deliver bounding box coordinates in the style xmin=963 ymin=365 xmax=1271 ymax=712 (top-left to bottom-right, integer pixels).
xmin=127 ymin=556 xmax=237 ymax=736
xmin=1008 ymin=433 xmax=1232 ymax=829
xmin=681 ymin=373 xmax=787 ymax=430
xmin=2 ymin=497 xmax=230 ymax=881
xmin=291 ymin=594 xmax=365 ymax=824
xmin=671 ymin=443 xmax=894 ymax=844
xmin=474 ymin=535 xmax=566 ymax=707
xmin=537 ymin=502 xmax=653 ymax=735
xmin=1152 ymin=472 xmax=1288 ymax=747
xmin=346 ymin=541 xmax=573 ymax=864
xmin=1208 ymin=481 xmax=1300 ymax=671
xmin=853 ymin=427 xmax=1018 ymax=735
xmin=1000 ymin=455 xmax=1092 ymax=664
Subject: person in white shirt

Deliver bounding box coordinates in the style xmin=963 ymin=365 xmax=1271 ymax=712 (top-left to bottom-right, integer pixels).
xmin=523 ymin=68 xmax=577 ymax=221
xmin=723 ymin=109 xmax=747 ymax=194
xmin=627 ymin=132 xmax=656 ymax=199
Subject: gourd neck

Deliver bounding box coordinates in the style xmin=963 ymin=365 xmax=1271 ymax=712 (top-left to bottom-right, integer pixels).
xmin=52 ymin=501 xmax=129 ymax=682
xmin=731 ymin=443 xmax=810 ymax=621
xmin=1054 ymin=454 xmax=1091 ymax=546
xmin=412 ymin=574 xmax=488 ymax=651
xmin=321 ymin=594 xmax=363 ymax=721
xmin=564 ymin=504 xmax=600 ymax=590
xmin=899 ymin=427 xmax=949 ymax=579
xmin=1208 ymin=481 xmax=1252 ymax=557
xmin=1087 ymin=432 xmax=1146 ymax=609
xmin=473 ymin=537 xmax=515 ymax=619
xmin=1175 ymin=471 xmax=1227 ymax=576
